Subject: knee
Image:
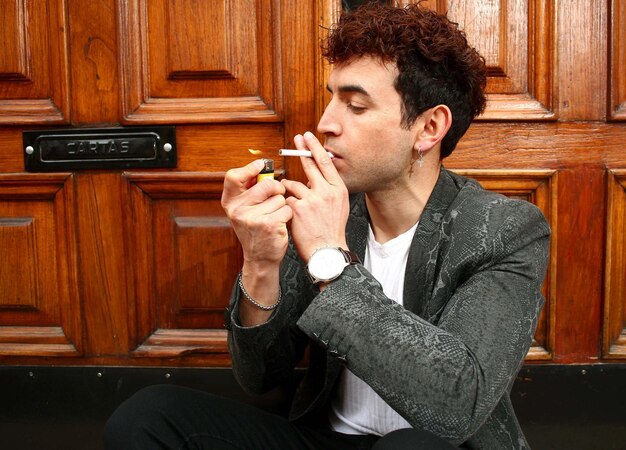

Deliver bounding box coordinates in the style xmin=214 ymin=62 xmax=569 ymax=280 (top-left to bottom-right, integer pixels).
xmin=373 ymin=428 xmax=457 ymax=450
xmin=103 ymin=384 xmax=181 ymax=450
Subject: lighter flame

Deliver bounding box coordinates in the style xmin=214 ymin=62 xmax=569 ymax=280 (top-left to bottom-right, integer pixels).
xmin=248 ymin=148 xmax=263 ymax=155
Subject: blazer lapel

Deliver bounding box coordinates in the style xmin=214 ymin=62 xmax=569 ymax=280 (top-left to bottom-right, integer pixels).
xmin=403 ymin=167 xmax=462 ymax=319
xmin=346 ymin=193 xmax=369 ymax=262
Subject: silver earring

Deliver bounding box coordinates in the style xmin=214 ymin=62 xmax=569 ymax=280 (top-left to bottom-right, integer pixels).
xmin=417 ymin=145 xmax=424 ymax=168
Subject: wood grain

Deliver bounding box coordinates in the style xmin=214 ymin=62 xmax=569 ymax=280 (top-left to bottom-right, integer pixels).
xmin=76 ymin=173 xmax=131 ymax=356
xmin=0 ymin=217 xmax=37 ymax=308
xmin=68 ymin=0 xmax=119 ymax=124
xmin=166 ymin=0 xmax=234 ymax=79
xmin=604 ymin=170 xmax=626 ymax=358
xmin=610 ymin=0 xmax=626 ymax=119
xmin=557 ymin=0 xmax=607 ymax=120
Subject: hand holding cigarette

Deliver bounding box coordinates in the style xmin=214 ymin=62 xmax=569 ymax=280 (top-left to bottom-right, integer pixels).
xmin=280 ymin=132 xmax=349 ymax=262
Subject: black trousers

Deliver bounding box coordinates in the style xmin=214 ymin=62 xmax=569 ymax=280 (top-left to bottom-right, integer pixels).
xmin=104 ymin=385 xmax=458 ymax=450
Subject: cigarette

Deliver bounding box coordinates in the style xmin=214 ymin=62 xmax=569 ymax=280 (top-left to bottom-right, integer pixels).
xmin=279 ymin=149 xmax=334 ymax=158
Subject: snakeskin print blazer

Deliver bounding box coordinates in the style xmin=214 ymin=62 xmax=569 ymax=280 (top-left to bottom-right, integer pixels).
xmin=226 ymin=167 xmax=551 ymax=449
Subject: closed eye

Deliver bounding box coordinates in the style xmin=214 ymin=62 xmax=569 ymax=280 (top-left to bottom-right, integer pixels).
xmin=347 ymin=104 xmax=366 ymax=114
xmin=327 ymin=83 xmax=371 ymax=115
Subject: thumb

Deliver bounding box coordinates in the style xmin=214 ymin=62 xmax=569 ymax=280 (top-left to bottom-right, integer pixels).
xmin=222 ymin=159 xmax=266 ymax=204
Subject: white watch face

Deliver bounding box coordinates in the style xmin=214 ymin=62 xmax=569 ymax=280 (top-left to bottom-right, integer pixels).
xmin=308 ymin=248 xmax=347 ymax=281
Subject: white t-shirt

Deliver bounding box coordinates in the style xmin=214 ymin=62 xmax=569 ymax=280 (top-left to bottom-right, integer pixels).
xmin=328 ymin=222 xmax=418 ymax=436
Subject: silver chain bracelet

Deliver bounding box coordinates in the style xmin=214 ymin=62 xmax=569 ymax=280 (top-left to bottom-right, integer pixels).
xmin=238 ymin=272 xmax=281 ymax=311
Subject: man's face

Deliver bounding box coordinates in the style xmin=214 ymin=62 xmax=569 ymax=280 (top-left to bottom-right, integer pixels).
xmin=317 ymin=56 xmax=418 ymax=193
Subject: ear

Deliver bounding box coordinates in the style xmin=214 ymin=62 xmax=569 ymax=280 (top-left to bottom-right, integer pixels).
xmin=414 ymin=104 xmax=452 ymax=154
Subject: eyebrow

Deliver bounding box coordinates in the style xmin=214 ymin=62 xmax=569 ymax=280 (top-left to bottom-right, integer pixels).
xmin=326 ymin=84 xmax=371 ymax=97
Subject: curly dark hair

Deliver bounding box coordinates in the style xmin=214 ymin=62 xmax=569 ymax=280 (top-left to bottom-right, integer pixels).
xmin=323 ymin=2 xmax=487 ymax=158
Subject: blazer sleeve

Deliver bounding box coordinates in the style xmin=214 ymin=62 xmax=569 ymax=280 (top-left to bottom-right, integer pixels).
xmin=296 ymin=199 xmax=550 ymax=444
xmin=226 ymin=243 xmax=314 ymax=395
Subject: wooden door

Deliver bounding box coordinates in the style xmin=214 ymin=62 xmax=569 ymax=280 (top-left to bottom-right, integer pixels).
xmin=0 ymin=0 xmax=318 ymax=367
xmin=1 ymin=0 xmax=626 ymax=369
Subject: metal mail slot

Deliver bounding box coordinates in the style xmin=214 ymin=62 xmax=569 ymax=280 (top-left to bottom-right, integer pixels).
xmin=23 ymin=126 xmax=177 ymax=171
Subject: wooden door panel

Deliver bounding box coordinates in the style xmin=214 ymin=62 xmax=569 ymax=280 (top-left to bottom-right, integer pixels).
xmin=0 ymin=217 xmax=37 ymax=308
xmin=0 ymin=174 xmax=80 ymax=356
xmin=604 ymin=170 xmax=626 ymax=358
xmin=163 ymin=1 xmax=235 ymax=80
xmin=413 ymin=0 xmax=556 ymax=120
xmin=153 ymin=202 xmax=240 ymax=329
xmin=0 ymin=0 xmax=70 ymax=124
xmin=119 ymin=0 xmax=283 ymax=123
xmin=610 ymin=0 xmax=626 ymax=119
xmin=124 ymin=172 xmax=241 ymax=358
xmin=0 ymin=0 xmax=29 ymax=80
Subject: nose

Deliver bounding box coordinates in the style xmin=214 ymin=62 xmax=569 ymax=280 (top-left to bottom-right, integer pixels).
xmin=317 ymin=102 xmax=341 ymax=136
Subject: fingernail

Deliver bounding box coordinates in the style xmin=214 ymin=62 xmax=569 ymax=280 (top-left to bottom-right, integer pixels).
xmin=252 ymin=159 xmax=265 ymax=169
xmin=304 ymin=131 xmax=314 ymax=139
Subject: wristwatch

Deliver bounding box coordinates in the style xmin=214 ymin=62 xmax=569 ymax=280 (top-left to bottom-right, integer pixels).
xmin=306 ymin=247 xmax=360 ymax=285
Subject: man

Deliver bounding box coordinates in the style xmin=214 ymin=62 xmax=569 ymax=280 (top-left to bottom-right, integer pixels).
xmin=105 ymin=3 xmax=549 ymax=449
